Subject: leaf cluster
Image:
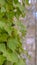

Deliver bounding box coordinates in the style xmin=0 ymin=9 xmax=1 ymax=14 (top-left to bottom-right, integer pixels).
xmin=0 ymin=0 xmax=29 ymax=65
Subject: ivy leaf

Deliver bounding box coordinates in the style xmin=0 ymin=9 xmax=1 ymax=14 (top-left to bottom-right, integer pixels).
xmin=0 ymin=21 xmax=5 ymax=29
xmin=0 ymin=55 xmax=6 ymax=65
xmin=16 ymin=3 xmax=25 ymax=17
xmin=14 ymin=59 xmax=26 ymax=65
xmin=7 ymin=11 xmax=14 ymax=19
xmin=1 ymin=7 xmax=6 ymax=13
xmin=0 ymin=11 xmax=5 ymax=20
xmin=17 ymin=59 xmax=26 ymax=65
xmin=14 ymin=0 xmax=18 ymax=4
xmin=0 ymin=43 xmax=18 ymax=63
xmin=4 ymin=61 xmax=13 ymax=65
xmin=3 ymin=50 xmax=18 ymax=63
xmin=0 ymin=33 xmax=8 ymax=42
xmin=0 ymin=21 xmax=12 ymax=36
xmin=16 ymin=21 xmax=27 ymax=36
xmin=0 ymin=43 xmax=6 ymax=53
xmin=7 ymin=38 xmax=19 ymax=51
xmin=4 ymin=25 xmax=12 ymax=36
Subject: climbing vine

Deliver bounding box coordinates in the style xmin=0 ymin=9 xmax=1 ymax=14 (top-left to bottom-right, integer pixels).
xmin=0 ymin=0 xmax=29 ymax=65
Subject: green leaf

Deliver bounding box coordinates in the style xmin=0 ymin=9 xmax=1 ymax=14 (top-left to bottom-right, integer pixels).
xmin=0 ymin=33 xmax=8 ymax=42
xmin=0 ymin=43 xmax=6 ymax=53
xmin=0 ymin=55 xmax=6 ymax=65
xmin=17 ymin=3 xmax=24 ymax=12
xmin=14 ymin=59 xmax=26 ymax=65
xmin=16 ymin=3 xmax=25 ymax=17
xmin=14 ymin=0 xmax=18 ymax=4
xmin=25 ymin=0 xmax=29 ymax=5
xmin=17 ymin=59 xmax=26 ymax=65
xmin=11 ymin=28 xmax=19 ymax=37
xmin=16 ymin=21 xmax=27 ymax=36
xmin=7 ymin=11 xmax=14 ymax=19
xmin=0 ymin=21 xmax=12 ymax=36
xmin=7 ymin=38 xmax=19 ymax=51
xmin=0 ymin=12 xmax=5 ymax=20
xmin=4 ymin=25 xmax=12 ymax=36
xmin=0 ymin=21 xmax=5 ymax=29
xmin=3 ymin=50 xmax=18 ymax=63
xmin=4 ymin=61 xmax=13 ymax=65
xmin=0 ymin=0 xmax=5 ymax=5
xmin=1 ymin=7 xmax=6 ymax=13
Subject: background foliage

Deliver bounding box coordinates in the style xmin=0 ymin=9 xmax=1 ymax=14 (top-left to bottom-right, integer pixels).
xmin=0 ymin=0 xmax=29 ymax=65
